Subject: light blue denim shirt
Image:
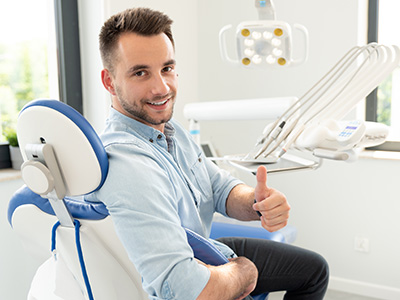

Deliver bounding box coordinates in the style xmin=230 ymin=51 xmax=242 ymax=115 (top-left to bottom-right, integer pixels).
xmin=86 ymin=108 xmax=243 ymax=300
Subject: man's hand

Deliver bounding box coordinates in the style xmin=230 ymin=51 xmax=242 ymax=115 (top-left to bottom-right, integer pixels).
xmin=253 ymin=165 xmax=290 ymax=232
xmin=197 ymin=257 xmax=258 ymax=300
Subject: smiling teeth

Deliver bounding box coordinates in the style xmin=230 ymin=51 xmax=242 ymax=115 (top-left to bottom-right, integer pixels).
xmin=149 ymin=99 xmax=168 ymax=106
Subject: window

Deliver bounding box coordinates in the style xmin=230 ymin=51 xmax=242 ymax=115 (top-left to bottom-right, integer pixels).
xmin=0 ymin=0 xmax=59 ymax=141
xmin=0 ymin=0 xmax=82 ymax=147
xmin=367 ymin=0 xmax=400 ymax=151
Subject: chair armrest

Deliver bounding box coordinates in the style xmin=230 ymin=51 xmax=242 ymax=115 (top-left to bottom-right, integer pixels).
xmin=210 ymin=222 xmax=286 ymax=243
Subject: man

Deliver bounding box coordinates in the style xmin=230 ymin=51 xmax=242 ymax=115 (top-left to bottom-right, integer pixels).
xmin=87 ymin=7 xmax=329 ymax=300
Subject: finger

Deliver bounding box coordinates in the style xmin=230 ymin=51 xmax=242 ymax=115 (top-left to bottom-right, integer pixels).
xmin=253 ymin=189 xmax=287 ymax=211
xmin=261 ymin=216 xmax=288 ymax=232
xmin=256 ymin=165 xmax=267 ymax=186
xmin=261 ymin=204 xmax=290 ymax=224
xmin=254 ymin=165 xmax=270 ymax=202
xmin=261 ymin=208 xmax=290 ymax=223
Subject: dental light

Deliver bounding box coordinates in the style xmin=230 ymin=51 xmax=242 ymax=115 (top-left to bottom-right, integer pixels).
xmin=219 ymin=0 xmax=309 ymax=68
xmin=243 ymin=43 xmax=399 ymax=162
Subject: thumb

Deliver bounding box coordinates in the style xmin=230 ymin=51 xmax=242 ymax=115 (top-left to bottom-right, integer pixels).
xmin=254 ymin=165 xmax=270 ymax=202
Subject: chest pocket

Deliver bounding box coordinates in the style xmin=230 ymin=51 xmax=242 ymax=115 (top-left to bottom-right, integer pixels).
xmin=190 ymin=153 xmax=213 ymax=199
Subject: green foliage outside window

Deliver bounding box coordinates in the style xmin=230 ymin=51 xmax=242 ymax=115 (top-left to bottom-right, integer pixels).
xmin=0 ymin=40 xmax=49 ymax=142
xmin=377 ymin=73 xmax=392 ymax=126
xmin=3 ymin=127 xmax=18 ymax=147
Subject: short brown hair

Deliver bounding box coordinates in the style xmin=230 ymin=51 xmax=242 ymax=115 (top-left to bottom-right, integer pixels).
xmin=99 ymin=7 xmax=174 ymax=72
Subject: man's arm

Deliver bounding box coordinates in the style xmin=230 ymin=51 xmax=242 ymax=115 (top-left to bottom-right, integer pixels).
xmin=225 ymin=165 xmax=290 ymax=232
xmin=197 ymin=257 xmax=258 ymax=300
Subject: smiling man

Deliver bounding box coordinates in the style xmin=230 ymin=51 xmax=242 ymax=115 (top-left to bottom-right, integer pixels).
xmin=87 ymin=7 xmax=329 ymax=300
xmin=101 ymin=31 xmax=177 ymax=131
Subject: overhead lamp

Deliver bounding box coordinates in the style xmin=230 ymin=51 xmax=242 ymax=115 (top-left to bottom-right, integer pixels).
xmin=219 ymin=0 xmax=309 ymax=68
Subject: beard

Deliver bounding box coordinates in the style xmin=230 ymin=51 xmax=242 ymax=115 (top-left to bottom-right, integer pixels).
xmin=115 ymin=86 xmax=175 ymax=127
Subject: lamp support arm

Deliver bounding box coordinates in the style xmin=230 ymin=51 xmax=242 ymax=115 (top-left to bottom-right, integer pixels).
xmin=255 ymin=0 xmax=276 ymax=20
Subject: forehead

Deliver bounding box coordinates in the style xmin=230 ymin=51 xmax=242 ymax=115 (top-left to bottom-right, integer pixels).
xmin=115 ymin=32 xmax=175 ymax=67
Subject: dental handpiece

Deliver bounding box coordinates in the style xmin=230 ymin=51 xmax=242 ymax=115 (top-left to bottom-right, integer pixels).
xmin=253 ymin=121 xmax=286 ymax=159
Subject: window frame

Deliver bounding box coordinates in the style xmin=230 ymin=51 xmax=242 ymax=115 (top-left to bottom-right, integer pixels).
xmin=366 ymin=0 xmax=400 ymax=151
xmin=54 ymin=0 xmax=83 ymax=114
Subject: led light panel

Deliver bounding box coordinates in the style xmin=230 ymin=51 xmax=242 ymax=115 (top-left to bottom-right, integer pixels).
xmin=236 ymin=20 xmax=292 ymax=67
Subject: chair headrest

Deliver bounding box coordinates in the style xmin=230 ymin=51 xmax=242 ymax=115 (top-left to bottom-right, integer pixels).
xmin=17 ymin=99 xmax=108 ymax=196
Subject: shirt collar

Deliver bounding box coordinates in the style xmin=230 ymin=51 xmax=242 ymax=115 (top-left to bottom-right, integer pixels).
xmin=109 ymin=107 xmax=176 ymax=141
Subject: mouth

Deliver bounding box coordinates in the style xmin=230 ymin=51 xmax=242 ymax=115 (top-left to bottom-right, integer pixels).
xmin=148 ymin=98 xmax=169 ymax=106
xmin=146 ymin=97 xmax=172 ymax=111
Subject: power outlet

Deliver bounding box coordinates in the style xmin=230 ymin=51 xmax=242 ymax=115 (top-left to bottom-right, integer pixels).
xmin=354 ymin=237 xmax=370 ymax=253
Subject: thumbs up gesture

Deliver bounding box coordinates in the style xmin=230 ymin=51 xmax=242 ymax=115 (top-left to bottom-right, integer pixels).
xmin=252 ymin=166 xmax=290 ymax=232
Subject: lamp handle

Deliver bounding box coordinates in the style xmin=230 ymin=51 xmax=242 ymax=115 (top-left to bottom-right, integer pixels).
xmin=291 ymin=23 xmax=309 ymax=66
xmin=219 ymin=24 xmax=240 ymax=66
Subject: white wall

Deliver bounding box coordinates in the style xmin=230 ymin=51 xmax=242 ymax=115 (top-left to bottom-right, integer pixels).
xmin=78 ymin=0 xmax=110 ymax=134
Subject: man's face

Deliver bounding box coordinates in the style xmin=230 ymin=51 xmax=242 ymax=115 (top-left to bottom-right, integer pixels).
xmin=102 ymin=32 xmax=178 ymax=132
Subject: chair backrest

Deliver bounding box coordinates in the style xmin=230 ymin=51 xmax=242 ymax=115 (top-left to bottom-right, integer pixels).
xmin=9 ymin=99 xmax=149 ymax=299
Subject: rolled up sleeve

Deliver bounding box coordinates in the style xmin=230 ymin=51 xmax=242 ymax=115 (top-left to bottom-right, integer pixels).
xmin=204 ymin=157 xmax=243 ymax=217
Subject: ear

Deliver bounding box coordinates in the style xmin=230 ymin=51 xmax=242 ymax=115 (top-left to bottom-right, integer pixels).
xmin=101 ymin=69 xmax=116 ymax=95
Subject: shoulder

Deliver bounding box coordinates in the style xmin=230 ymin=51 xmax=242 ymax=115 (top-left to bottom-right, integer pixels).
xmin=100 ymin=115 xmax=149 ymax=150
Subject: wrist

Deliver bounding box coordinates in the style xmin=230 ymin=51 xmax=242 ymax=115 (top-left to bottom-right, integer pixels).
xmin=230 ymin=257 xmax=258 ymax=298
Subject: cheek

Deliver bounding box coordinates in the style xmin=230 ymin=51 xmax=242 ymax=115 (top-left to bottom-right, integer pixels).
xmin=174 ymin=78 xmax=179 ymax=90
xmin=169 ymin=76 xmax=178 ymax=92
xmin=120 ymin=81 xmax=146 ymax=99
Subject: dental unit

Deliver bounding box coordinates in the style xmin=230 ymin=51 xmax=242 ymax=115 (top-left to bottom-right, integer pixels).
xmin=185 ymin=43 xmax=399 ymax=165
xmin=244 ymin=43 xmax=398 ymax=162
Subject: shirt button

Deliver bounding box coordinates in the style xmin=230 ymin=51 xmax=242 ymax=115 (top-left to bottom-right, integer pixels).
xmin=149 ymin=138 xmax=154 ymax=143
xmin=157 ymin=134 xmax=162 ymax=139
xmin=198 ymin=158 xmax=202 ymax=162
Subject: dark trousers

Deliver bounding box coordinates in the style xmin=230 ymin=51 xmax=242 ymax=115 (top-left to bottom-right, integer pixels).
xmin=217 ymin=237 xmax=329 ymax=300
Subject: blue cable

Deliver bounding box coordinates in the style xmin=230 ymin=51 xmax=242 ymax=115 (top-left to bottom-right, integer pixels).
xmin=74 ymin=220 xmax=94 ymax=300
xmin=51 ymin=220 xmax=94 ymax=300
xmin=51 ymin=221 xmax=60 ymax=252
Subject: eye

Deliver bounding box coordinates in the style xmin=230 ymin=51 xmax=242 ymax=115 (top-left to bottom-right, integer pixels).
xmin=162 ymin=66 xmax=174 ymax=73
xmin=134 ymin=70 xmax=147 ymax=77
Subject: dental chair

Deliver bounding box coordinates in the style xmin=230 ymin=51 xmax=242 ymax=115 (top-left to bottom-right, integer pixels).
xmin=8 ymin=99 xmax=271 ymax=300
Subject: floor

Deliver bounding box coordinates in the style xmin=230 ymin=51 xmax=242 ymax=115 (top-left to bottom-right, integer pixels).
xmin=267 ymin=290 xmax=383 ymax=300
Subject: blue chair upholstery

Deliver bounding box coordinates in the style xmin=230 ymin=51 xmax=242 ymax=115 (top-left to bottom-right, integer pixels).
xmin=8 ymin=185 xmax=109 ymax=226
xmin=211 ymin=221 xmax=285 ymax=242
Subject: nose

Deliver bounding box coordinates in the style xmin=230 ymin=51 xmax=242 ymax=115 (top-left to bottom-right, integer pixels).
xmin=151 ymin=73 xmax=170 ymax=96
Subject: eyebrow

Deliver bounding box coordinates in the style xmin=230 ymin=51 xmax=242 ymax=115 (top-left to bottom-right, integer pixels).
xmin=127 ymin=59 xmax=176 ymax=75
xmin=164 ymin=59 xmax=176 ymax=66
xmin=127 ymin=64 xmax=148 ymax=75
